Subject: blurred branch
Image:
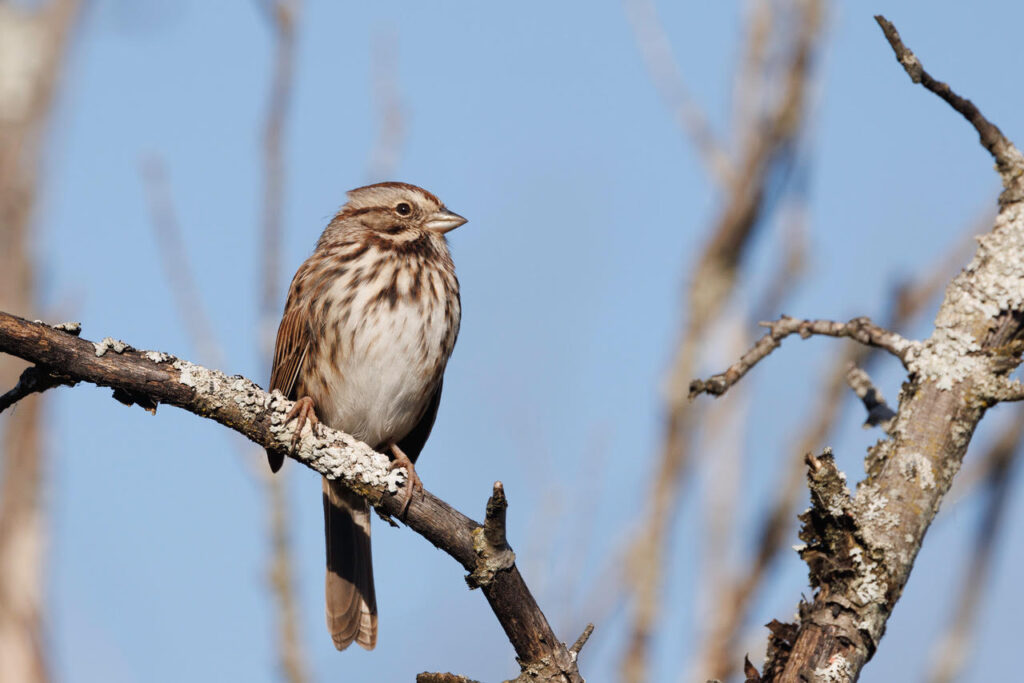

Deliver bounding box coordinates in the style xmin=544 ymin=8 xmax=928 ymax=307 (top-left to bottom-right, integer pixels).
xmin=621 ymin=2 xmax=824 ymax=679
xmin=365 ymin=28 xmax=405 ymax=182
xmin=258 ymin=0 xmax=298 ymax=341
xmin=140 ymin=157 xmax=224 ymax=368
xmin=0 ymin=312 xmax=590 ymax=683
xmin=844 ymin=363 xmax=897 ymax=434
xmin=255 ymin=3 xmax=306 ymax=681
xmin=752 ymin=200 xmax=809 ymax=321
xmin=622 ymin=0 xmax=733 ymax=188
xmin=926 ymin=414 xmax=1023 ymax=683
xmin=0 ymin=2 xmax=81 ymax=682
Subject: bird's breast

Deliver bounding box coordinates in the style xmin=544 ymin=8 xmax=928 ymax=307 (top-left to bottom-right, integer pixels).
xmin=305 ymin=255 xmax=459 ymax=448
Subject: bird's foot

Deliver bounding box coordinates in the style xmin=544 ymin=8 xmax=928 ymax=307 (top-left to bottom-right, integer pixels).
xmin=284 ymin=396 xmax=319 ymax=451
xmin=388 ymin=444 xmax=422 ymax=517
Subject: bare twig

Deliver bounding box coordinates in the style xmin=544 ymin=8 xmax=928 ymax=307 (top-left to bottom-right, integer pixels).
xmin=569 ymin=623 xmax=595 ymax=658
xmin=845 ymin=363 xmax=897 ymax=434
xmin=690 ymin=316 xmax=915 ymax=399
xmin=0 ymin=365 xmax=74 ymax=414
xmin=0 ymin=312 xmax=587 ymax=682
xmin=927 ymin=415 xmax=1023 ymax=683
xmin=875 ymin=16 xmax=1024 ymax=200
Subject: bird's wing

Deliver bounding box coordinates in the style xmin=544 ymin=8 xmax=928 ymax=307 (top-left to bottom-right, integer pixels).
xmin=396 ymin=379 xmax=443 ymax=464
xmin=266 ymin=303 xmax=310 ymax=472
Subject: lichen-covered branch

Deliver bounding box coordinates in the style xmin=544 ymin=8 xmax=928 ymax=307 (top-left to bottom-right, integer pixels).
xmin=696 ymin=233 xmax=956 ymax=681
xmin=689 ymin=316 xmax=915 ymax=399
xmin=723 ymin=17 xmax=1024 ymax=682
xmin=0 ymin=312 xmax=587 ymax=683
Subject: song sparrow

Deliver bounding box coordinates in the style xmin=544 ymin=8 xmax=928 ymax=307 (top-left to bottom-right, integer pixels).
xmin=266 ymin=182 xmax=465 ymax=651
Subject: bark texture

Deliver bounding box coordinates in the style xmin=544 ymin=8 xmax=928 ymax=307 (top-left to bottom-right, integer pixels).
xmin=744 ymin=17 xmax=1024 ymax=682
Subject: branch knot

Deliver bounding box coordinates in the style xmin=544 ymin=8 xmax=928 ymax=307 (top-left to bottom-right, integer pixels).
xmin=467 ymin=482 xmax=516 ymax=589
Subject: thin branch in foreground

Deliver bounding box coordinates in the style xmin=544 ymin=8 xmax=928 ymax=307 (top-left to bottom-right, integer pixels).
xmin=689 ymin=316 xmax=915 ymax=399
xmin=0 ymin=312 xmax=588 ymax=682
xmin=845 ymin=363 xmax=897 ymax=435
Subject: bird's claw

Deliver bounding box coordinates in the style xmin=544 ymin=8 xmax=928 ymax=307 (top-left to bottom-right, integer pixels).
xmin=285 ymin=396 xmax=319 ymax=452
xmin=388 ymin=444 xmax=422 ymax=517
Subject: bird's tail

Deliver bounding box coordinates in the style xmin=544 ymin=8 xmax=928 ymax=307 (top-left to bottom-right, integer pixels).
xmin=323 ymin=477 xmax=377 ymax=650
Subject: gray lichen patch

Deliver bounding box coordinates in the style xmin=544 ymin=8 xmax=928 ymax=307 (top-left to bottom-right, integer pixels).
xmin=907 ymin=327 xmax=984 ymax=391
xmin=93 ymin=337 xmax=130 ymax=357
xmin=174 ymin=359 xmax=226 ymax=393
xmin=143 ymin=350 xmax=173 ymax=364
xmin=848 ymin=547 xmax=888 ymax=605
xmin=953 ymin=202 xmax=1024 ymax=318
xmin=52 ymin=321 xmax=81 ymax=334
xmin=170 ymin=360 xmax=404 ymax=501
xmin=813 ymin=653 xmax=853 ymax=683
xmin=263 ymin=390 xmax=402 ymax=496
xmin=900 ymin=451 xmax=936 ymax=490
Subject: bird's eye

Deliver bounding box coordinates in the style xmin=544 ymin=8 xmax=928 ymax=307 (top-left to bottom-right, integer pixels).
xmin=395 ymin=202 xmax=412 ymax=216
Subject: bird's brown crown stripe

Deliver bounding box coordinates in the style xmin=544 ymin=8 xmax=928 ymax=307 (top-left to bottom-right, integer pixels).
xmin=347 ymin=181 xmax=442 ymax=206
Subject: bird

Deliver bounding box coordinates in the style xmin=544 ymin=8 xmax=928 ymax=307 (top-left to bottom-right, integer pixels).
xmin=266 ymin=182 xmax=465 ymax=651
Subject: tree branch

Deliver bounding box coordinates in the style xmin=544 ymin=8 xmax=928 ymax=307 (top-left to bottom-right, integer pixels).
xmin=689 ymin=316 xmax=915 ymax=398
xmin=737 ymin=17 xmax=1024 ymax=681
xmin=0 ymin=312 xmax=587 ymax=682
xmin=874 ymin=15 xmax=1024 ymax=201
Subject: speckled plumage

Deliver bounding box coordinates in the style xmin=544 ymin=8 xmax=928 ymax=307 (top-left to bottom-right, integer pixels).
xmin=267 ymin=182 xmax=464 ymax=651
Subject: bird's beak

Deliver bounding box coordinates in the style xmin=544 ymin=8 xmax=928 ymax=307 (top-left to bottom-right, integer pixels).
xmin=424 ymin=208 xmax=467 ymax=234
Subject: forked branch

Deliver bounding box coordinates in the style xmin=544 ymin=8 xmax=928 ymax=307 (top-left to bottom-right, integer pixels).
xmin=712 ymin=16 xmax=1024 ymax=682
xmin=689 ymin=316 xmax=915 ymax=398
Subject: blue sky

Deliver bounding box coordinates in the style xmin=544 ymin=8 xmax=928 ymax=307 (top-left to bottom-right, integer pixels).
xmin=24 ymin=1 xmax=1024 ymax=681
